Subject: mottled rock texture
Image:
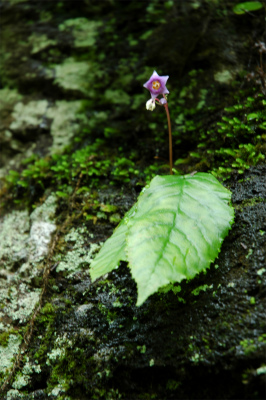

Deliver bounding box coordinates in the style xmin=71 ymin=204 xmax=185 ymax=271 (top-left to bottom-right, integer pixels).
xmin=0 ymin=0 xmax=265 ymax=399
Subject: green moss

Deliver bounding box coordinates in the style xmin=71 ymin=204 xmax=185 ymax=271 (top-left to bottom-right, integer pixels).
xmin=258 ymin=334 xmax=266 ymax=343
xmin=250 ymin=297 xmax=256 ymax=305
xmin=210 ymin=94 xmax=266 ymax=178
xmin=235 ymin=196 xmax=265 ymax=212
xmin=2 ymin=137 xmax=161 ymax=209
xmin=33 ymin=303 xmax=56 ymax=362
xmin=241 ymin=197 xmax=264 ymax=208
xmin=46 ymin=336 xmax=92 ymax=397
xmin=137 ymin=345 xmax=146 ymax=354
xmin=167 ymin=66 xmax=266 ymax=180
xmin=0 ymin=331 xmax=10 ymax=347
xmin=38 ymin=303 xmax=55 ymax=324
xmin=191 ymin=284 xmax=213 ymax=296
xmin=240 ymin=339 xmax=257 ymax=355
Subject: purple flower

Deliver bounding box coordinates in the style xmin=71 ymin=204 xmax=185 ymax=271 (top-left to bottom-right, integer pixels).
xmin=143 ymin=70 xmax=169 ymax=99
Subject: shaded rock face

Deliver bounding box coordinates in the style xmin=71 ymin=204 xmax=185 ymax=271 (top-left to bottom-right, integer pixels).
xmin=0 ymin=0 xmax=265 ymax=399
xmin=2 ymin=165 xmax=264 ymax=400
xmin=0 ymin=0 xmax=265 ymax=177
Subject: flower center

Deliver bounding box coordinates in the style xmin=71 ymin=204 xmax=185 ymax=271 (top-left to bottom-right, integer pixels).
xmin=152 ymin=80 xmax=161 ymax=90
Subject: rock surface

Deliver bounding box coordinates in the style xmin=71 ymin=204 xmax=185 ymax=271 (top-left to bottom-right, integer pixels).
xmin=0 ymin=1 xmax=265 ymax=399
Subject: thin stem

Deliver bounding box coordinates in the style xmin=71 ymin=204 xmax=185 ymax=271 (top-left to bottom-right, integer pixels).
xmin=164 ymin=102 xmax=173 ymax=175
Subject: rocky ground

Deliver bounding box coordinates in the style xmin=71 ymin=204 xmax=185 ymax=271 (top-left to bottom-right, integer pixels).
xmin=0 ymin=1 xmax=265 ymax=399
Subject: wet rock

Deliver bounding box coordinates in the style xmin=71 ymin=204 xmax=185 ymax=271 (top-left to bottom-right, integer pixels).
xmin=0 ymin=0 xmax=265 ymax=398
xmin=5 ymin=165 xmax=262 ymax=400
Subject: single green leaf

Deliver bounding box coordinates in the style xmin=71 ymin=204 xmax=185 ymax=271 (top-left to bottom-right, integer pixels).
xmin=90 ymin=173 xmax=234 ymax=306
xmin=126 ymin=174 xmax=234 ymax=305
xmin=247 ymin=113 xmax=258 ymax=121
xmin=233 ymin=1 xmax=263 ymax=14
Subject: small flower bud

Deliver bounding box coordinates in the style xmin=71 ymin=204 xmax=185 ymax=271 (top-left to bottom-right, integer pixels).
xmin=159 ymin=98 xmax=167 ymax=105
xmin=146 ymin=98 xmax=156 ymax=111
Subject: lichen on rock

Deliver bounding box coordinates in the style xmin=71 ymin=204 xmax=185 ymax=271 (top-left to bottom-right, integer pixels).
xmin=9 ymin=100 xmax=49 ymax=134
xmin=28 ymin=194 xmax=57 ymax=262
xmin=0 ymin=334 xmax=21 ymax=374
xmin=0 ymin=194 xmax=58 ymax=384
xmin=0 ymin=194 xmax=57 ymax=276
xmin=59 ymin=18 xmax=102 ymax=48
xmin=28 ymin=33 xmax=57 ymax=55
xmin=55 ymin=226 xmax=100 ymax=278
xmin=46 ymin=101 xmax=89 ymax=153
xmin=0 ymin=209 xmax=30 ymax=273
xmin=54 ymin=58 xmax=91 ymax=96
